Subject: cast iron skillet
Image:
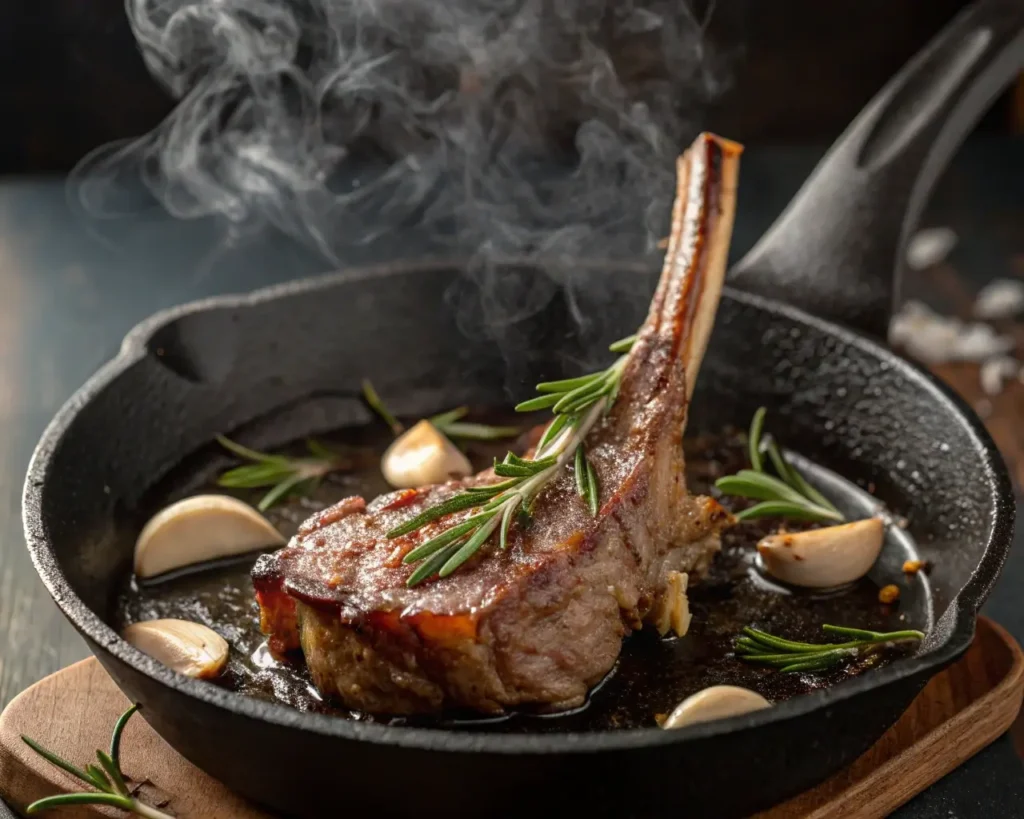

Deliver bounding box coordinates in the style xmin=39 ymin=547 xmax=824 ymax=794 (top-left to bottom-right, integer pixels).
xmin=22 ymin=1 xmax=1023 ymax=817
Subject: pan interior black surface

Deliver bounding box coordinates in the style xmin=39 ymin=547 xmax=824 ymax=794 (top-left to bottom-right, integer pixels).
xmin=33 ymin=261 xmax=1004 ymax=731
xmin=112 ymin=413 xmax=931 ymax=733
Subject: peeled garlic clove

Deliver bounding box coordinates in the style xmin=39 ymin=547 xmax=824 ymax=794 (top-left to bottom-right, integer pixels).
xmin=122 ymin=619 xmax=229 ymax=679
xmin=663 ymin=685 xmax=770 ymax=729
xmin=134 ymin=494 xmax=286 ymax=579
xmin=381 ymin=420 xmax=472 ymax=489
xmin=757 ymin=517 xmax=885 ymax=589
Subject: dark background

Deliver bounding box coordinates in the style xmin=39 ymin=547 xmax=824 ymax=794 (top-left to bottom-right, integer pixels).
xmin=0 ymin=0 xmax=1019 ymax=174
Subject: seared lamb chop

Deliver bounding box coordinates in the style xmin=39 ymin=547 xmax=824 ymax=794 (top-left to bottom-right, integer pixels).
xmin=254 ymin=132 xmax=742 ymax=714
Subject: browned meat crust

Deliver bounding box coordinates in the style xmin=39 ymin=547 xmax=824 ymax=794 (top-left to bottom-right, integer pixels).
xmin=254 ymin=132 xmax=742 ymax=714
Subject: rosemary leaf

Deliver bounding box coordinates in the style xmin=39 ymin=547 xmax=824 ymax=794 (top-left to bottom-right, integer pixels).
xmin=20 ymin=737 xmax=96 ymax=789
xmin=735 ymin=500 xmax=842 ymax=523
xmin=494 ymin=455 xmax=557 ymax=478
xmin=499 ymin=497 xmax=520 ymax=550
xmin=85 ymin=763 xmax=111 ymax=791
xmin=585 ymin=457 xmax=600 ymax=516
xmin=503 ymin=453 xmax=541 ymax=468
xmin=715 ymin=470 xmax=811 ymax=507
xmin=387 ymin=492 xmax=491 ymax=538
xmin=483 ymin=491 xmax=515 ymax=511
xmin=494 ymin=462 xmax=538 ymax=478
xmin=257 ymin=473 xmax=312 ymax=512
xmin=780 ymin=457 xmax=840 ymax=515
xmin=26 ymin=793 xmax=132 ymax=812
xmin=465 ymin=479 xmax=520 ymax=495
xmin=217 ymin=463 xmax=294 ymax=489
xmin=96 ymin=750 xmax=129 ymax=797
xmin=361 ymin=379 xmax=403 ymax=435
xmin=741 ymin=627 xmax=831 ymax=652
xmin=778 ymin=657 xmax=846 ymax=674
xmin=440 ymin=514 xmax=503 ymax=577
xmin=403 ymin=513 xmax=495 ymax=564
xmin=574 ymin=445 xmax=588 ymax=500
xmin=514 ymin=393 xmax=561 ymax=412
xmin=748 ymin=407 xmax=766 ymax=472
xmin=737 ymin=648 xmax=855 ymax=665
xmin=109 ymin=704 xmax=137 ymax=766
xmin=552 ymin=377 xmax=609 ymax=414
xmin=558 ymin=390 xmax=612 ymax=416
xmin=536 ymin=373 xmax=602 ymax=394
xmin=537 ymin=413 xmax=572 ymax=453
xmin=439 ymin=422 xmax=520 ymax=441
xmin=429 ymin=406 xmax=469 ymax=428
xmin=823 ymin=625 xmax=924 ymax=643
xmin=608 ymin=334 xmax=637 ymax=353
xmin=407 ymin=542 xmax=463 ymax=587
xmin=305 ymin=438 xmax=338 ymax=461
xmin=763 ymin=438 xmax=841 ymax=515
xmin=765 ymin=438 xmax=795 ymax=486
xmin=215 ymin=435 xmax=289 ymax=465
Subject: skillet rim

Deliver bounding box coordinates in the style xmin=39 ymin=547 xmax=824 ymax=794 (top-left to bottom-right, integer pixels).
xmin=22 ymin=260 xmax=1016 ymax=755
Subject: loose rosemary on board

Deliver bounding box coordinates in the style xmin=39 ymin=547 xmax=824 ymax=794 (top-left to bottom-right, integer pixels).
xmin=21 ymin=704 xmax=174 ymax=818
xmin=387 ymin=334 xmax=637 ymax=586
xmin=714 ymin=407 xmax=845 ymax=524
xmin=736 ymin=624 xmax=924 ymax=674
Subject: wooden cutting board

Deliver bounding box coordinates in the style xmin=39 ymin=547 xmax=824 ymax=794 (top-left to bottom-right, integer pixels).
xmin=1 ymin=616 xmax=1021 ymax=819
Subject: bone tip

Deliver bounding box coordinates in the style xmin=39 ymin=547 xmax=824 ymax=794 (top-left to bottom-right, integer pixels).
xmin=696 ymin=132 xmax=745 ymax=156
xmin=678 ymin=134 xmax=744 ymax=176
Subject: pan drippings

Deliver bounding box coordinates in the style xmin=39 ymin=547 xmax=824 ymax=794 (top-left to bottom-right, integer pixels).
xmin=116 ymin=421 xmax=927 ymax=732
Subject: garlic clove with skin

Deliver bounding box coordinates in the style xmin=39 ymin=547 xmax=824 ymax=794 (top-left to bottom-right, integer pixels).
xmin=122 ymin=619 xmax=229 ymax=679
xmin=381 ymin=419 xmax=472 ymax=489
xmin=757 ymin=517 xmax=885 ymax=589
xmin=663 ymin=685 xmax=771 ymax=729
xmin=134 ymin=494 xmax=286 ymax=579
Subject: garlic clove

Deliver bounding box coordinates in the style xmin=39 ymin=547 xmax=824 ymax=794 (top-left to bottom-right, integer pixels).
xmin=381 ymin=419 xmax=472 ymax=489
xmin=134 ymin=494 xmax=286 ymax=579
xmin=757 ymin=517 xmax=885 ymax=589
xmin=122 ymin=619 xmax=229 ymax=679
xmin=663 ymin=685 xmax=770 ymax=729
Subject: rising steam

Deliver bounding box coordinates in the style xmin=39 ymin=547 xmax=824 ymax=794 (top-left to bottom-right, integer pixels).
xmin=73 ymin=0 xmax=729 ymax=348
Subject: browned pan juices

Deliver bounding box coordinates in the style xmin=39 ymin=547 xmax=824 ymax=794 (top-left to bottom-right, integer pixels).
xmin=116 ymin=416 xmax=930 ymax=732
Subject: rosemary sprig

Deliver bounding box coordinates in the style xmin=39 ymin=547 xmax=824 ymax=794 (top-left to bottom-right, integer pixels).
xmin=21 ymin=704 xmax=174 ymax=818
xmin=736 ymin=624 xmax=924 ymax=673
xmin=361 ymin=379 xmax=519 ymax=441
xmin=715 ymin=407 xmax=844 ymax=524
xmin=216 ymin=436 xmax=349 ymax=512
xmin=386 ymin=334 xmax=637 ymax=586
xmin=361 ymin=379 xmax=403 ymax=436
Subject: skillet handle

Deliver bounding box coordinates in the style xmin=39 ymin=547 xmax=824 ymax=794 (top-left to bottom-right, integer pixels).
xmin=728 ymin=0 xmax=1024 ymax=340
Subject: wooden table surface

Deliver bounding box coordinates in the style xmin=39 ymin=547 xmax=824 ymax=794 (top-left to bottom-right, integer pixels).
xmin=0 ymin=138 xmax=1021 ymax=816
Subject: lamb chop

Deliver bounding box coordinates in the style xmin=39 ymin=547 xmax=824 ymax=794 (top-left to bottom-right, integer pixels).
xmin=253 ymin=132 xmax=742 ymax=714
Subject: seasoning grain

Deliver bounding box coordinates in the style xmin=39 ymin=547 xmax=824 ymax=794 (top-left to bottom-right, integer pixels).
xmin=878 ymin=584 xmax=901 ymax=604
